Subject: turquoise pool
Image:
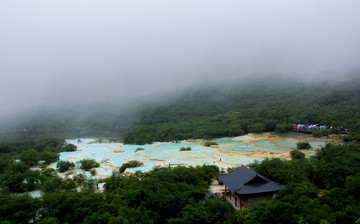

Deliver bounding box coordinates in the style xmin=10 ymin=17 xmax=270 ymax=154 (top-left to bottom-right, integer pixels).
xmin=53 ymin=133 xmax=335 ymax=175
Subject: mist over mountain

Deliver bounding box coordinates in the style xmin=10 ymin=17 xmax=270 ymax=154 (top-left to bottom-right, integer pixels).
xmin=2 ymin=2 xmax=360 ymax=224
xmin=1 ymin=2 xmax=359 ymax=109
xmin=1 ymin=0 xmax=360 ymax=138
xmin=1 ymin=75 xmax=359 ymax=140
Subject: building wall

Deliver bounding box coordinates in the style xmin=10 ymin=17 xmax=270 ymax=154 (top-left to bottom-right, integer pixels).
xmin=247 ymin=193 xmax=274 ymax=209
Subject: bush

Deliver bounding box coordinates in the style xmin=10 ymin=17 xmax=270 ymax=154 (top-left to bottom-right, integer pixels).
xmin=313 ymin=130 xmax=329 ymax=138
xmin=119 ymin=161 xmax=143 ymax=173
xmin=204 ymin=142 xmax=218 ymax=147
xmin=180 ymin=147 xmax=192 ymax=151
xmin=90 ymin=169 xmax=97 ymax=176
xmin=135 ymin=147 xmax=145 ymax=152
xmin=62 ymin=144 xmax=77 ymax=152
xmin=312 ymin=130 xmax=322 ymax=138
xmin=56 ymin=160 xmax=75 ymax=172
xmin=343 ymin=133 xmax=360 ymax=143
xmin=297 ymin=141 xmax=312 ymax=149
xmin=290 ymin=150 xmax=306 ymax=160
xmin=79 ymin=159 xmax=100 ymax=171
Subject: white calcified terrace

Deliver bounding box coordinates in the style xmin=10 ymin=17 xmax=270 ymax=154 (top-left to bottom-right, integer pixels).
xmin=51 ymin=132 xmax=335 ymax=177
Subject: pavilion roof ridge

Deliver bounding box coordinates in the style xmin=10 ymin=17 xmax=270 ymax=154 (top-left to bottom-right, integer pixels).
xmin=217 ymin=165 xmax=283 ymax=194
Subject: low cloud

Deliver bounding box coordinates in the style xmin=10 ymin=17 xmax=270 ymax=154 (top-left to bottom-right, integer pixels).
xmin=0 ymin=0 xmax=359 ymax=123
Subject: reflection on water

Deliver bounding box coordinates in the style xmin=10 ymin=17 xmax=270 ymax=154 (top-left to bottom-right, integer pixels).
xmin=53 ymin=133 xmax=334 ymax=176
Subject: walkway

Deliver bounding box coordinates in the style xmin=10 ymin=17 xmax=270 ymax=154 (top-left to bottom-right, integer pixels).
xmin=210 ymin=180 xmax=242 ymax=210
xmin=224 ymin=195 xmax=241 ymax=210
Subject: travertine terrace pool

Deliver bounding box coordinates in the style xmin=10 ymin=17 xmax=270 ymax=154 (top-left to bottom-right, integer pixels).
xmin=53 ymin=133 xmax=335 ymax=176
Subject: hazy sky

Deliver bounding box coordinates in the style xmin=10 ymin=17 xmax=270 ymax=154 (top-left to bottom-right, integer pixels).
xmin=1 ymin=0 xmax=360 ymax=120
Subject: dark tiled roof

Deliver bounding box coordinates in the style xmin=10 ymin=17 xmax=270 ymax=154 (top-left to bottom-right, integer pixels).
xmin=217 ymin=166 xmax=265 ymax=192
xmin=217 ymin=165 xmax=285 ymax=195
xmin=236 ymin=181 xmax=284 ymax=195
xmin=204 ymin=192 xmax=217 ymax=200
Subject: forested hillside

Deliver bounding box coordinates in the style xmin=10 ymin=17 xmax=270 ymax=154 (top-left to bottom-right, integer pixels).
xmin=124 ymin=78 xmax=360 ymax=144
xmin=1 ymin=77 xmax=359 ymax=142
xmin=0 ymin=104 xmax=141 ymax=140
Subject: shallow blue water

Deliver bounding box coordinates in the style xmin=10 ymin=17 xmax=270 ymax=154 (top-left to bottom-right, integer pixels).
xmin=54 ymin=134 xmax=333 ymax=175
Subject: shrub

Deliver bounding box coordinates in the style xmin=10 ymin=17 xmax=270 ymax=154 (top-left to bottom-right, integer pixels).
xmin=90 ymin=169 xmax=97 ymax=176
xmin=297 ymin=141 xmax=312 ymax=149
xmin=56 ymin=160 xmax=75 ymax=172
xmin=180 ymin=147 xmax=192 ymax=151
xmin=135 ymin=147 xmax=145 ymax=152
xmin=290 ymin=150 xmax=306 ymax=160
xmin=119 ymin=161 xmax=143 ymax=173
xmin=313 ymin=130 xmax=329 ymax=138
xmin=204 ymin=142 xmax=218 ymax=147
xmin=79 ymin=159 xmax=100 ymax=171
xmin=62 ymin=143 xmax=77 ymax=152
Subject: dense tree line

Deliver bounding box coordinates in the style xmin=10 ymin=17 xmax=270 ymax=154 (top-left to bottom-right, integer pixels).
xmin=0 ymin=165 xmax=223 ymax=224
xmin=124 ymin=79 xmax=360 ymax=144
xmin=233 ymin=142 xmax=360 ymax=224
xmin=0 ymin=137 xmax=76 ymax=193
xmin=1 ymin=139 xmax=360 ymax=223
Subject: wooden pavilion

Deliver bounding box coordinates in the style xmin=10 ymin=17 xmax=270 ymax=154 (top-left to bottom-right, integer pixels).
xmin=217 ymin=166 xmax=285 ymax=209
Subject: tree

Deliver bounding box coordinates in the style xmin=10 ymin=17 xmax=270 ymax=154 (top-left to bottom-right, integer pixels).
xmin=79 ymin=159 xmax=100 ymax=171
xmin=41 ymin=176 xmax=62 ymax=193
xmin=168 ymin=199 xmax=233 ymax=224
xmin=249 ymin=158 xmax=296 ymax=184
xmin=41 ymin=168 xmax=58 ymax=177
xmin=40 ymin=151 xmax=59 ymax=164
xmin=204 ymin=142 xmax=218 ymax=147
xmin=290 ymin=150 xmax=306 ymax=160
xmin=119 ymin=161 xmax=143 ymax=173
xmin=247 ymin=123 xmax=265 ymax=133
xmin=62 ymin=143 xmax=77 ymax=152
xmin=37 ymin=217 xmax=60 ymax=224
xmin=275 ymin=123 xmax=292 ymax=133
xmin=56 ymin=160 xmax=75 ymax=172
xmin=297 ymin=141 xmax=312 ymax=149
xmin=90 ymin=169 xmax=97 ymax=176
xmin=345 ymin=173 xmax=360 ymax=201
xmin=73 ymin=173 xmax=86 ymax=186
xmin=180 ymin=147 xmax=191 ymax=151
xmin=0 ymin=194 xmax=40 ymax=224
xmin=61 ymin=179 xmax=77 ymax=192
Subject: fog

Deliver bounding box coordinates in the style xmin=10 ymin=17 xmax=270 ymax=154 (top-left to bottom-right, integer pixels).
xmin=1 ymin=0 xmax=360 ymax=124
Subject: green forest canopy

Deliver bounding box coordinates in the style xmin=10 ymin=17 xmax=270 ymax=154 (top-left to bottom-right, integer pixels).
xmin=1 ymin=137 xmax=360 ymax=223
xmin=124 ymin=79 xmax=360 ymax=144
